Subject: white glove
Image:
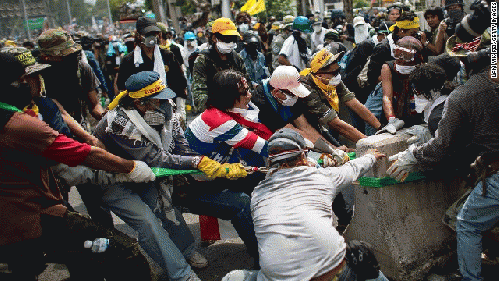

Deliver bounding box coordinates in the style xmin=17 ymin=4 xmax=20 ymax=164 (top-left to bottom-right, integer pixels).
xmin=405 ymin=125 xmax=432 ymax=145
xmin=117 ymin=161 xmax=156 ymax=183
xmin=386 ymin=145 xmax=418 ymax=182
xmin=376 ymin=117 xmax=405 ymax=135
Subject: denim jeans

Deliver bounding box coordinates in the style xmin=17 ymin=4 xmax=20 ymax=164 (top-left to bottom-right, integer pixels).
xmin=101 ymin=182 xmax=196 ymax=281
xmin=174 ymin=181 xmax=259 ymax=262
xmin=364 ymin=83 xmax=384 ymax=136
xmin=457 ymin=173 xmax=499 ymax=281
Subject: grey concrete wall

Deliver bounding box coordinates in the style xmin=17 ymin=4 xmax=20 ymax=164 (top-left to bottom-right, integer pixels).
xmin=344 ymin=131 xmax=468 ymax=281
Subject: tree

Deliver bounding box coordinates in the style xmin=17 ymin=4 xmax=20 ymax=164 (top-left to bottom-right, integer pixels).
xmin=354 ymin=0 xmax=369 ymax=8
xmin=343 ymin=0 xmax=353 ymax=23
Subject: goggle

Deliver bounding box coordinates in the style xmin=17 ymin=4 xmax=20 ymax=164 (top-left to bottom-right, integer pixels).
xmin=217 ymin=35 xmax=239 ymax=43
xmin=392 ymin=45 xmax=416 ymax=61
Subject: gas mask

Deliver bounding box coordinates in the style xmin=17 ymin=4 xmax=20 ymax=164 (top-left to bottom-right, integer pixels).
xmin=142 ymin=35 xmax=158 ymax=48
xmin=216 ymin=41 xmax=237 ymax=54
xmin=281 ymin=92 xmax=298 ymax=106
xmin=328 ymin=73 xmax=342 ymax=86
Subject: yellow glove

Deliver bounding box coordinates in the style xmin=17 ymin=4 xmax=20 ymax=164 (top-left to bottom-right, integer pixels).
xmin=197 ymin=157 xmax=247 ymax=179
xmin=220 ymin=163 xmax=247 ymax=179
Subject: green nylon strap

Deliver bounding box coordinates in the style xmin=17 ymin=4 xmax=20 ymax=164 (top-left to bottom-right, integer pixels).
xmin=0 ymin=102 xmax=22 ymax=112
xmin=358 ymin=171 xmax=426 ymax=188
xmin=151 ymin=167 xmax=202 ymax=178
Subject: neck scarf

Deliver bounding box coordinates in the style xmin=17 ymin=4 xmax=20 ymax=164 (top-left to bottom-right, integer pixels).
xmin=312 ymin=75 xmax=339 ymax=112
xmin=225 ymin=102 xmax=273 ymax=140
xmin=133 ymin=45 xmax=167 ymax=87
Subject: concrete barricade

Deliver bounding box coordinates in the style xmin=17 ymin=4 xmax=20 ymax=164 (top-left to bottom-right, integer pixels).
xmin=343 ymin=130 xmax=468 ymax=281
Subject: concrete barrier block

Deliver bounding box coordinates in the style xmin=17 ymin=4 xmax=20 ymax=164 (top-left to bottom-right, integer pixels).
xmin=344 ymin=132 xmax=468 ymax=281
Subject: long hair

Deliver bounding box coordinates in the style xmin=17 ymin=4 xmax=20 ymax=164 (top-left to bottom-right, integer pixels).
xmin=207 ymin=70 xmax=247 ymax=111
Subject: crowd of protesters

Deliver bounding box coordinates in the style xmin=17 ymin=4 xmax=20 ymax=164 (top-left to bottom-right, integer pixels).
xmin=0 ymin=0 xmax=496 ymax=280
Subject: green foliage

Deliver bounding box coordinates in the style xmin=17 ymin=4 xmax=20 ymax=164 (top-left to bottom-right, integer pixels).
xmin=266 ymin=0 xmax=295 ymax=19
xmin=354 ymin=0 xmax=369 ymax=9
xmin=93 ymin=0 xmax=137 ymax=22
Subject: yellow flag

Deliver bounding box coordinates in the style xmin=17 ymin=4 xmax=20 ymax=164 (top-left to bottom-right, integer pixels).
xmin=247 ymin=0 xmax=265 ymax=15
xmin=240 ymin=0 xmax=256 ymax=12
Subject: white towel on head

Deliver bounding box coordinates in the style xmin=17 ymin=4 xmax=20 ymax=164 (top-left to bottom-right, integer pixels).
xmin=133 ymin=45 xmax=167 ymax=85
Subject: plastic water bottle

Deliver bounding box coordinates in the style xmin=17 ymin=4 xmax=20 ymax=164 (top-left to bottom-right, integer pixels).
xmin=84 ymin=238 xmax=110 ymax=253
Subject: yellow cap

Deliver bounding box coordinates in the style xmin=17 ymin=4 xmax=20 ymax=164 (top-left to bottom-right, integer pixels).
xmin=212 ymin=17 xmax=240 ymax=36
xmin=310 ymin=49 xmax=337 ymax=73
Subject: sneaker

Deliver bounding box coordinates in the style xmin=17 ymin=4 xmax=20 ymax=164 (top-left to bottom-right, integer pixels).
xmin=186 ymin=272 xmax=202 ymax=281
xmin=188 ymin=251 xmax=208 ymax=269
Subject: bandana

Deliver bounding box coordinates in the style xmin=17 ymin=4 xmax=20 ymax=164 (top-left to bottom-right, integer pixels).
xmin=108 ymin=79 xmax=166 ymax=110
xmin=312 ymin=75 xmax=339 ymax=112
xmin=389 ymin=17 xmax=420 ymax=32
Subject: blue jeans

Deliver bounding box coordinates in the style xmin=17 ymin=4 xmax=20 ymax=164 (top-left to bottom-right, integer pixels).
xmin=101 ymin=182 xmax=196 ymax=281
xmin=174 ymin=181 xmax=259 ymax=262
xmin=364 ymin=83 xmax=384 ymax=136
xmin=457 ymin=173 xmax=499 ymax=281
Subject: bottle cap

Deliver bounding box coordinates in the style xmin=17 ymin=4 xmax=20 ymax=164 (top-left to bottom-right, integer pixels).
xmin=84 ymin=240 xmax=93 ymax=249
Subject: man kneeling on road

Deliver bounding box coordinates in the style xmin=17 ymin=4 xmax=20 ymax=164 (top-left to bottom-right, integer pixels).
xmin=222 ymin=128 xmax=389 ymax=281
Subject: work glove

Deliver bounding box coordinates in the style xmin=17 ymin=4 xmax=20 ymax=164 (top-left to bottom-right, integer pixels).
xmin=320 ymin=149 xmax=350 ymax=167
xmin=197 ymin=156 xmax=247 ymax=179
xmin=405 ymin=125 xmax=432 ymax=145
xmin=386 ymin=145 xmax=418 ymax=182
xmin=376 ymin=117 xmax=405 ymax=135
xmin=116 ymin=160 xmax=156 ymax=183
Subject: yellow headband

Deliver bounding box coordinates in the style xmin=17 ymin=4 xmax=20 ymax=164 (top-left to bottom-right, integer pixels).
xmin=108 ymin=79 xmax=166 ymax=110
xmin=389 ymin=17 xmax=420 ymax=32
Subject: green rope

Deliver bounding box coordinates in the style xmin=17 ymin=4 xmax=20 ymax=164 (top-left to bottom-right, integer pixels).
xmin=358 ymin=171 xmax=426 ymax=188
xmin=151 ymin=167 xmax=203 ymax=178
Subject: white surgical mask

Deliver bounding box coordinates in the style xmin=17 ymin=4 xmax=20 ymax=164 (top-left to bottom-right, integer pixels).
xmin=300 ymin=33 xmax=308 ymax=40
xmin=395 ymin=64 xmax=416 ymax=74
xmin=329 ymin=74 xmax=342 ymax=86
xmin=216 ymin=41 xmax=237 ymax=54
xmin=313 ymin=25 xmax=322 ymax=33
xmin=238 ymin=23 xmax=249 ymax=33
xmin=281 ymin=92 xmax=298 ymax=106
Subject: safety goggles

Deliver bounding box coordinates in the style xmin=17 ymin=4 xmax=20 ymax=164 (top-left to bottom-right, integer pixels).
xmin=216 ymin=34 xmax=239 ymax=43
xmin=392 ymin=45 xmax=417 ymax=61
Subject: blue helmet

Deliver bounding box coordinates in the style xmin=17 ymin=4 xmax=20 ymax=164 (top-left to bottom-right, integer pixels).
xmin=293 ymin=16 xmax=313 ymax=33
xmin=184 ymin=31 xmax=196 ymax=40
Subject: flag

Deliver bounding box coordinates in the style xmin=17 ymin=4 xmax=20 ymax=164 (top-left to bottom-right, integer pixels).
xmin=241 ymin=0 xmax=265 ymax=15
xmin=248 ymin=0 xmax=265 ymax=15
xmin=240 ymin=0 xmax=256 ymax=12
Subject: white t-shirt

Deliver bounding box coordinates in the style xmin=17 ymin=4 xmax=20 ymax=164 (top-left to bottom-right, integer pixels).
xmin=251 ymin=155 xmax=376 ymax=281
xmin=279 ymin=36 xmax=308 ymax=71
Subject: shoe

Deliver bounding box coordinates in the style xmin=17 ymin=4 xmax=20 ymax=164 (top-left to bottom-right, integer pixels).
xmin=186 ymin=272 xmax=202 ymax=281
xmin=188 ymin=251 xmax=208 ymax=269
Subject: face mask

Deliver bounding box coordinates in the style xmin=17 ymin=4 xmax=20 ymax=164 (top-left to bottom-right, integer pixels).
xmin=8 ymin=82 xmax=32 ymax=109
xmin=216 ymin=41 xmax=237 ymax=54
xmin=281 ymin=92 xmax=298 ymax=106
xmin=395 ymin=64 xmax=416 ymax=74
xmin=144 ymin=110 xmax=166 ymax=126
xmin=238 ymin=23 xmax=249 ymax=33
xmin=300 ymin=33 xmax=308 ymax=40
xmin=142 ymin=35 xmax=157 ymax=48
xmin=313 ymin=25 xmax=322 ymax=33
xmin=328 ymin=74 xmax=342 ymax=86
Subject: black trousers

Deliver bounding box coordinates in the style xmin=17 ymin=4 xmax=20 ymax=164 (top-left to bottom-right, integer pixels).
xmin=0 ymin=211 xmax=152 ymax=281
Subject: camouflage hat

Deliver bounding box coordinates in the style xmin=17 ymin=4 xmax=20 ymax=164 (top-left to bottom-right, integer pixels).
xmin=37 ymin=28 xmax=82 ymax=57
xmin=0 ymin=46 xmax=50 ymax=75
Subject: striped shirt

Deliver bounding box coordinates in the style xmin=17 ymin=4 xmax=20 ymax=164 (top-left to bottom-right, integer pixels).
xmin=185 ymin=107 xmax=268 ymax=166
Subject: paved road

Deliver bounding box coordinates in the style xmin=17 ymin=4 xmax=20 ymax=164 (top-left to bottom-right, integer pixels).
xmin=34 ymin=186 xmax=254 ymax=281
